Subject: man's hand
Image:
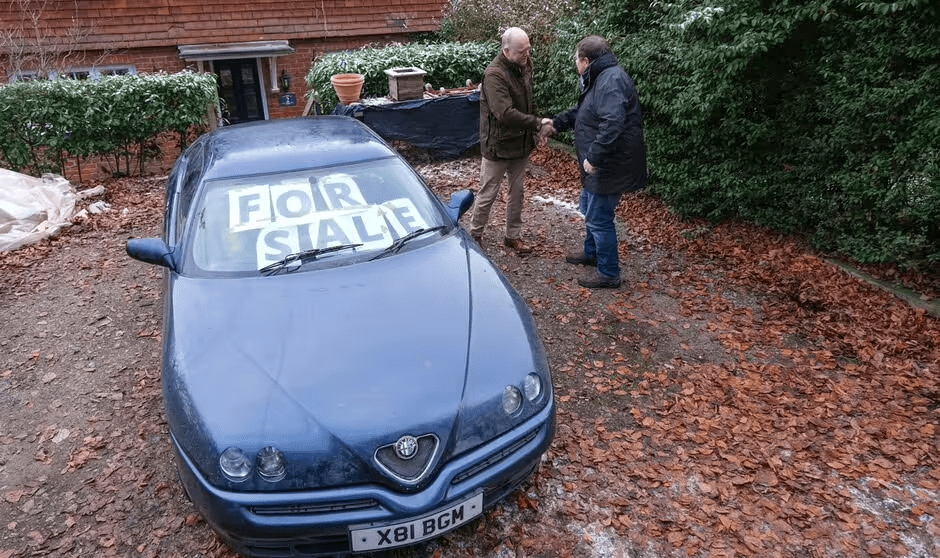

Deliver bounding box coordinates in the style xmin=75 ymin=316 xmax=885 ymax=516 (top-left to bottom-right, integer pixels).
xmin=583 ymin=159 xmax=595 ymax=174
xmin=540 ymin=118 xmax=555 ymax=133
xmin=537 ymin=118 xmax=555 ymax=146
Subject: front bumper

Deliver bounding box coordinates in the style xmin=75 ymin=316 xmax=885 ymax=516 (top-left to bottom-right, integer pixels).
xmin=173 ymin=400 xmax=555 ymax=557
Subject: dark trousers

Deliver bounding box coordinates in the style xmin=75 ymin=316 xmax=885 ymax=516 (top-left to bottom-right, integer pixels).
xmin=579 ymin=189 xmax=622 ymax=278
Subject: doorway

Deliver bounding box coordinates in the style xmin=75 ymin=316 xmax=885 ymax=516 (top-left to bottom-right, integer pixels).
xmin=214 ymin=59 xmax=265 ymax=124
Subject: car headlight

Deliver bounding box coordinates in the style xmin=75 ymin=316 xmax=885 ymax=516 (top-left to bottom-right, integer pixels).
xmin=523 ymin=373 xmax=542 ymax=401
xmin=502 ymin=385 xmax=523 ymax=415
xmin=256 ymin=446 xmax=287 ymax=481
xmin=219 ymin=447 xmax=252 ymax=482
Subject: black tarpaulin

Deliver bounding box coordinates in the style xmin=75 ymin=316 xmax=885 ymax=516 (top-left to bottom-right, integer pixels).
xmin=334 ymin=91 xmax=480 ymax=159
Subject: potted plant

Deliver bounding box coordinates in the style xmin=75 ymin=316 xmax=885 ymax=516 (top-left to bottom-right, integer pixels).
xmin=330 ymin=73 xmax=364 ymax=105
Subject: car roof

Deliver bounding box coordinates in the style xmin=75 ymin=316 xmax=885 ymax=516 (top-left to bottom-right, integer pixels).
xmin=198 ymin=116 xmax=398 ymax=180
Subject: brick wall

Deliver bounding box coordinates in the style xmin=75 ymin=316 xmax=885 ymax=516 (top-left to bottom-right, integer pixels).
xmin=51 ymin=35 xmax=417 ymax=185
xmin=1 ymin=1 xmax=445 ymax=183
xmin=0 ymin=0 xmax=445 ymax=52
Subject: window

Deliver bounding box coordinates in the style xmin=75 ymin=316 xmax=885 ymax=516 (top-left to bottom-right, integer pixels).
xmin=54 ymin=66 xmax=136 ymax=81
xmin=10 ymin=65 xmax=136 ymax=82
xmin=9 ymin=71 xmax=40 ymax=82
xmin=189 ymin=158 xmax=445 ymax=273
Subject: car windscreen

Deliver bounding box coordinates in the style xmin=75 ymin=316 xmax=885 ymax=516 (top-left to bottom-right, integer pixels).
xmin=187 ymin=157 xmax=447 ymax=273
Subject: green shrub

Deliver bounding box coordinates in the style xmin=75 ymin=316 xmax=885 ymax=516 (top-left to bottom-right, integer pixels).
xmin=0 ymin=71 xmax=218 ymax=177
xmin=361 ymin=0 xmax=940 ymax=267
xmin=531 ymin=0 xmax=664 ymax=120
xmin=615 ymin=0 xmax=940 ymax=268
xmin=439 ymin=0 xmax=576 ymax=45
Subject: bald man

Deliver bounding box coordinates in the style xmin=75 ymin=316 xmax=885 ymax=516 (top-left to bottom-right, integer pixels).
xmin=469 ymin=27 xmax=553 ymax=255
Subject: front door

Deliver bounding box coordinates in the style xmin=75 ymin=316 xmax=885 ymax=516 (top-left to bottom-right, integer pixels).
xmin=215 ymin=59 xmax=264 ymax=124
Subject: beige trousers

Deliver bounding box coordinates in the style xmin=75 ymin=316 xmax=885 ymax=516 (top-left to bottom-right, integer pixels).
xmin=469 ymin=155 xmax=528 ymax=239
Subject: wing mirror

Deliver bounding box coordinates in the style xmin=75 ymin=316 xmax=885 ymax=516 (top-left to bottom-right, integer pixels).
xmin=446 ymin=189 xmax=474 ymax=222
xmin=126 ymin=238 xmax=175 ymax=269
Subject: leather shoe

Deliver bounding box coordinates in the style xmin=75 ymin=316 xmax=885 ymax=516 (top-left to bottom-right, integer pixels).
xmin=565 ymin=251 xmax=596 ymax=266
xmin=578 ymin=270 xmax=622 ymax=289
xmin=503 ymin=237 xmax=533 ymax=254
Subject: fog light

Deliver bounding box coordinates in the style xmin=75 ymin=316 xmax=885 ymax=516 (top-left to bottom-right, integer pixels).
xmin=523 ymin=373 xmax=542 ymax=401
xmin=502 ymin=385 xmax=523 ymax=415
xmin=256 ymin=446 xmax=287 ymax=481
xmin=220 ymin=447 xmax=252 ymax=482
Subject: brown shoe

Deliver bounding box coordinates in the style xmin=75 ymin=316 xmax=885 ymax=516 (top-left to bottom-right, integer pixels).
xmin=565 ymin=251 xmax=596 ymax=266
xmin=503 ymin=237 xmax=533 ymax=254
xmin=577 ymin=270 xmax=622 ymax=289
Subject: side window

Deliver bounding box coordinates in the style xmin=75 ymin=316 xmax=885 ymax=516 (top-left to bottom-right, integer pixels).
xmin=163 ymin=169 xmax=182 ymax=242
xmin=176 ymin=143 xmax=205 ymax=242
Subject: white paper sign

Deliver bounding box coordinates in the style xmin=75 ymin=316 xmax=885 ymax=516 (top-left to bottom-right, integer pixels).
xmin=223 ymin=174 xmax=428 ymax=268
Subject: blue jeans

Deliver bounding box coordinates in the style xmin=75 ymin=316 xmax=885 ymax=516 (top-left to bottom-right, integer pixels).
xmin=579 ymin=189 xmax=622 ymax=279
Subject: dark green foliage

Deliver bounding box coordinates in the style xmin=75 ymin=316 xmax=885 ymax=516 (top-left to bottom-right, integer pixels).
xmin=452 ymin=0 xmax=938 ymax=266
xmin=581 ymin=0 xmax=939 ymax=268
xmin=0 ymin=72 xmax=218 ymax=178
xmin=437 ymin=0 xmax=576 ymax=44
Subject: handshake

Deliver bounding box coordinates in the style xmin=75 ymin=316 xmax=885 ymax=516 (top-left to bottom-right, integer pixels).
xmin=537 ymin=117 xmax=555 ymax=146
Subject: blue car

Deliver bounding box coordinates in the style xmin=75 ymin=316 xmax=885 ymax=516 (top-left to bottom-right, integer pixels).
xmin=126 ymin=116 xmax=555 ymax=556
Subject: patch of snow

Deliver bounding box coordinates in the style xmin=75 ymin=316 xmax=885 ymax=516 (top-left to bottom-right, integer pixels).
xmin=847 ymin=479 xmax=939 ymax=558
xmin=533 ymin=195 xmax=581 ymax=216
xmin=570 ymin=522 xmax=642 ymax=558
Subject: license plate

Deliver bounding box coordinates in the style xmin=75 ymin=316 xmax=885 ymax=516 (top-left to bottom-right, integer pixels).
xmin=349 ymin=492 xmax=484 ymax=552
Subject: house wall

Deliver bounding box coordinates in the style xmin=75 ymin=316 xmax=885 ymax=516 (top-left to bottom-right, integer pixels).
xmin=1 ymin=0 xmax=447 ymax=183
xmin=0 ymin=1 xmax=444 ymax=52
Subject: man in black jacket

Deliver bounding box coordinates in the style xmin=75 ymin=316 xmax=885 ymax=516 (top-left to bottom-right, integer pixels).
xmin=470 ymin=27 xmax=553 ymax=255
xmin=552 ymin=35 xmax=648 ymax=288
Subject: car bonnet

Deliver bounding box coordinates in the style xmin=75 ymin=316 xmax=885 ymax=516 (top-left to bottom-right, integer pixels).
xmin=163 ymin=236 xmax=474 ymax=464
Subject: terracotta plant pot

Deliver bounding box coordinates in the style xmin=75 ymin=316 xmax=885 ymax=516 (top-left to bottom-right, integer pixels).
xmin=330 ymin=73 xmax=364 ymax=105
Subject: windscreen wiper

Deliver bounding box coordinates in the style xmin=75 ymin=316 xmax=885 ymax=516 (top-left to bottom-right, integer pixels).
xmin=259 ymin=243 xmax=363 ymax=275
xmin=369 ymin=226 xmax=447 ymax=261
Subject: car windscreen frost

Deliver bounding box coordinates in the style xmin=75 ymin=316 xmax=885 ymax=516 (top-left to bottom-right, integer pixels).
xmin=189 ymin=159 xmax=445 ymax=272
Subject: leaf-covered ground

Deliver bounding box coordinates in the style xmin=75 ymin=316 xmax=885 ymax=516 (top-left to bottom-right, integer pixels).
xmin=0 ymin=144 xmax=937 ymax=558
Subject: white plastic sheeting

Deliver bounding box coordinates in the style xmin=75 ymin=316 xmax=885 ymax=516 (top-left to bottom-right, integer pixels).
xmin=0 ymin=169 xmax=77 ymax=252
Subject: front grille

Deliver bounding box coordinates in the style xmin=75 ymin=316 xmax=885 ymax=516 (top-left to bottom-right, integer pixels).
xmin=249 ymin=498 xmax=378 ymax=516
xmin=240 ymin=534 xmax=349 ymax=557
xmin=374 ymin=433 xmax=439 ymax=483
xmin=451 ymin=428 xmax=539 ymax=485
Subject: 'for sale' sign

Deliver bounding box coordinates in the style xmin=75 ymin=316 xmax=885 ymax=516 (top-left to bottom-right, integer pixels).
xmin=225 ymin=173 xmax=427 ymax=268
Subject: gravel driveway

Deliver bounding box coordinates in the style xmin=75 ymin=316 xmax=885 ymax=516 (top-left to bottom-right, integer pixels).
xmin=2 ymin=145 xmax=938 ymax=558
